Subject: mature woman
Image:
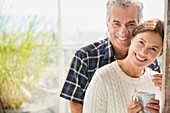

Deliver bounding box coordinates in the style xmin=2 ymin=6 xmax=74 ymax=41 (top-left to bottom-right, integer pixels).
xmin=83 ymin=19 xmax=164 ymax=113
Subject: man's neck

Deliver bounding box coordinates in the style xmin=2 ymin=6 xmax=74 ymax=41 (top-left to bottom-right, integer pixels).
xmin=114 ymin=47 xmax=128 ymax=60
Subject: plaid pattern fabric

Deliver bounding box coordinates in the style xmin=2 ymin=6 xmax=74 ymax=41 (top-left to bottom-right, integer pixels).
xmin=60 ymin=37 xmax=160 ymax=104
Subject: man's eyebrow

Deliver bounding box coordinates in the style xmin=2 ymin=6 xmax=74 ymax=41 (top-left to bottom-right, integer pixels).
xmin=112 ymin=20 xmax=120 ymax=23
xmin=127 ymin=20 xmax=136 ymax=24
xmin=112 ymin=20 xmax=136 ymax=24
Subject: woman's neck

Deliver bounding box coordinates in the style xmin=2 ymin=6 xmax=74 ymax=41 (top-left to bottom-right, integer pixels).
xmin=118 ymin=58 xmax=145 ymax=78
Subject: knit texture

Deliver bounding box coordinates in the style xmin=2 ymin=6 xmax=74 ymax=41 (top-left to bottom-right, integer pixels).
xmin=83 ymin=61 xmax=161 ymax=113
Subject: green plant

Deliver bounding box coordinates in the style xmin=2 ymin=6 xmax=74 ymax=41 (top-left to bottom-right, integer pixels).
xmin=0 ymin=16 xmax=52 ymax=109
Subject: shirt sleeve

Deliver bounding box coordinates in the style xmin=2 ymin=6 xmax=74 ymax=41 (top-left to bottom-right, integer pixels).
xmin=83 ymin=70 xmax=108 ymax=113
xmin=148 ymin=59 xmax=161 ymax=73
xmin=60 ymin=49 xmax=89 ymax=104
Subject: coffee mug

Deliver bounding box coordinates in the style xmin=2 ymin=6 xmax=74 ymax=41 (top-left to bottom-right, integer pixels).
xmin=133 ymin=92 xmax=155 ymax=113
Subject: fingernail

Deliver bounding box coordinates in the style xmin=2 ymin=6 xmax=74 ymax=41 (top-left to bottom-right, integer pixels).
xmin=155 ymin=84 xmax=158 ymax=87
xmin=146 ymin=104 xmax=151 ymax=107
xmin=139 ymin=111 xmax=143 ymax=113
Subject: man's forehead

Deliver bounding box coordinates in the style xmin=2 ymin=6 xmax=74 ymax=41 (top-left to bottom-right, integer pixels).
xmin=110 ymin=3 xmax=139 ymax=23
xmin=111 ymin=17 xmax=138 ymax=24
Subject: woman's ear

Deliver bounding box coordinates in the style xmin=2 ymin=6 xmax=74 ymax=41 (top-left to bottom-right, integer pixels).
xmin=159 ymin=49 xmax=163 ymax=56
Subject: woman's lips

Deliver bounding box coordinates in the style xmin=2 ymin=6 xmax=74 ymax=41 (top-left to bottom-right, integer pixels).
xmin=135 ymin=53 xmax=147 ymax=62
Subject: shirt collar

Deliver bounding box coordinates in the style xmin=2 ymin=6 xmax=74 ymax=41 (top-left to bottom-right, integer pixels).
xmin=104 ymin=37 xmax=116 ymax=60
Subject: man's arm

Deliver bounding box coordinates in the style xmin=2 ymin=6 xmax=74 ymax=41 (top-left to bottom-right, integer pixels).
xmin=69 ymin=101 xmax=83 ymax=113
xmin=148 ymin=59 xmax=162 ymax=91
xmin=60 ymin=49 xmax=88 ymax=113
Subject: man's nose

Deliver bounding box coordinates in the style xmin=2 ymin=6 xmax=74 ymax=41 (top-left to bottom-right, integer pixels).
xmin=118 ymin=25 xmax=128 ymax=37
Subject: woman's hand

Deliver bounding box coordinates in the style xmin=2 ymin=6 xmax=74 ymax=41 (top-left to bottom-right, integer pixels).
xmin=127 ymin=101 xmax=142 ymax=113
xmin=146 ymin=99 xmax=160 ymax=113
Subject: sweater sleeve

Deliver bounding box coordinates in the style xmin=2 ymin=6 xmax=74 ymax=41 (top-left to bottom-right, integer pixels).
xmin=83 ymin=70 xmax=108 ymax=113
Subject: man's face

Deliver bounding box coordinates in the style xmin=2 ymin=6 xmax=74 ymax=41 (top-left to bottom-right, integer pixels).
xmin=107 ymin=3 xmax=139 ymax=51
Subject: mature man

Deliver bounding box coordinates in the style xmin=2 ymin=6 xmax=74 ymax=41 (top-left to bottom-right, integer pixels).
xmin=60 ymin=0 xmax=162 ymax=113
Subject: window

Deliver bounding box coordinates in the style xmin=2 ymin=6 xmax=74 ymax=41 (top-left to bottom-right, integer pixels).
xmin=0 ymin=0 xmax=164 ymax=113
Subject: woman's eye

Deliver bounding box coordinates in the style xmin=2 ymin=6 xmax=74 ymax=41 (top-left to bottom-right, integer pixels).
xmin=139 ymin=41 xmax=144 ymax=45
xmin=151 ymin=48 xmax=157 ymax=52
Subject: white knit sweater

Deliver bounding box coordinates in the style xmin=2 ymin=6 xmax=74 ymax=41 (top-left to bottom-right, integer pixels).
xmin=83 ymin=61 xmax=161 ymax=113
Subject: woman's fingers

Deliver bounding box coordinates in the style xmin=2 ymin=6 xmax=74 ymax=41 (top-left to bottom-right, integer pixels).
xmin=129 ymin=101 xmax=140 ymax=108
xmin=146 ymin=107 xmax=159 ymax=113
xmin=146 ymin=103 xmax=160 ymax=110
xmin=146 ymin=99 xmax=160 ymax=113
xmin=128 ymin=101 xmax=142 ymax=113
xmin=150 ymin=99 xmax=159 ymax=104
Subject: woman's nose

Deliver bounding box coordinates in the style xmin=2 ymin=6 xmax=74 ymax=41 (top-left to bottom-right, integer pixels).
xmin=141 ymin=47 xmax=148 ymax=55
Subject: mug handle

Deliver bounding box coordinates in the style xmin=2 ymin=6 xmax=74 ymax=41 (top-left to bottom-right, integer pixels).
xmin=133 ymin=95 xmax=139 ymax=102
xmin=133 ymin=95 xmax=143 ymax=113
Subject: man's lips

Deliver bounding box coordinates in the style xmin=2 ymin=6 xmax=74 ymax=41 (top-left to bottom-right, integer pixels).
xmin=117 ymin=36 xmax=128 ymax=41
xmin=135 ymin=53 xmax=147 ymax=62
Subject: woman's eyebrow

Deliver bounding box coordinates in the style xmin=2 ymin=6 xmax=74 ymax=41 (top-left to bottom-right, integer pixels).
xmin=139 ymin=38 xmax=146 ymax=42
xmin=140 ymin=38 xmax=160 ymax=49
xmin=152 ymin=46 xmax=159 ymax=49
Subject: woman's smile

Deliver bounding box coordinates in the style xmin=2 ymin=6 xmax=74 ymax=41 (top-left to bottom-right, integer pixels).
xmin=135 ymin=53 xmax=147 ymax=62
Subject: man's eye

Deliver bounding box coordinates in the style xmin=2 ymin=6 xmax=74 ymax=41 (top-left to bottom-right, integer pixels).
xmin=113 ymin=23 xmax=120 ymax=27
xmin=127 ymin=23 xmax=136 ymax=28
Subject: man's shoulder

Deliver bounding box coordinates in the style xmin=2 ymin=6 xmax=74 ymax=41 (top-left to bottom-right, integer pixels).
xmin=148 ymin=59 xmax=160 ymax=73
xmin=79 ymin=38 xmax=108 ymax=53
xmin=74 ymin=38 xmax=108 ymax=57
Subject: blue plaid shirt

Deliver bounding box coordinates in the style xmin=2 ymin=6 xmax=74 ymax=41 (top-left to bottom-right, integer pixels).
xmin=60 ymin=37 xmax=160 ymax=104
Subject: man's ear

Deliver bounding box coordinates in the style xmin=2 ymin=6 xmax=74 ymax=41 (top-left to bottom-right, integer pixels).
xmin=106 ymin=22 xmax=110 ymax=32
xmin=130 ymin=37 xmax=136 ymax=45
xmin=131 ymin=36 xmax=135 ymax=41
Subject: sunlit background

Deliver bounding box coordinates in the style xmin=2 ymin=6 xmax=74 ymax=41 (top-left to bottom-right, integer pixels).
xmin=0 ymin=0 xmax=164 ymax=113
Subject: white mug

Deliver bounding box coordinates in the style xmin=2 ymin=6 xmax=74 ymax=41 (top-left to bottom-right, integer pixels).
xmin=133 ymin=92 xmax=155 ymax=113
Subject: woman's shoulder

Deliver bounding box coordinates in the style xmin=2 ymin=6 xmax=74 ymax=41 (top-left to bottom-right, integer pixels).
xmin=96 ymin=61 xmax=117 ymax=72
xmin=94 ymin=61 xmax=118 ymax=80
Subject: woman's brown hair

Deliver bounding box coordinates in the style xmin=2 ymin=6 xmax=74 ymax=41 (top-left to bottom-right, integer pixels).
xmin=132 ymin=19 xmax=164 ymax=42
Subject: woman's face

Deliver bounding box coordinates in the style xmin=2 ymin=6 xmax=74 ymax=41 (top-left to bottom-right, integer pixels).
xmin=128 ymin=31 xmax=163 ymax=68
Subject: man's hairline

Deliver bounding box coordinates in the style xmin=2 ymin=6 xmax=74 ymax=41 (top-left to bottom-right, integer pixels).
xmin=107 ymin=2 xmax=140 ymax=25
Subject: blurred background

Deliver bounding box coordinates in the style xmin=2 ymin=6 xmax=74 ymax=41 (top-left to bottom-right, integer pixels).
xmin=0 ymin=0 xmax=164 ymax=113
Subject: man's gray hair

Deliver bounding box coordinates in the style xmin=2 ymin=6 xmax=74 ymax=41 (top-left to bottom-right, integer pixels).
xmin=106 ymin=0 xmax=143 ymax=23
